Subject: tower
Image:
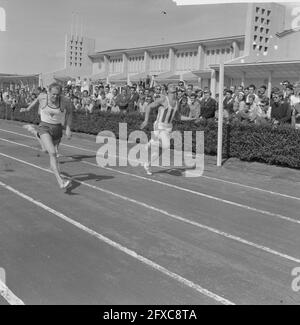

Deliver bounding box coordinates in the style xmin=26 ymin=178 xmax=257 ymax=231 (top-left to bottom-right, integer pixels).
xmin=64 ymin=12 xmax=95 ymax=77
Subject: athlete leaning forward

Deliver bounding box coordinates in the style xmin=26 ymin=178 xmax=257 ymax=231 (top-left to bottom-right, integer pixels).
xmin=141 ymin=83 xmax=196 ymax=175
xmin=20 ymin=83 xmax=73 ymax=189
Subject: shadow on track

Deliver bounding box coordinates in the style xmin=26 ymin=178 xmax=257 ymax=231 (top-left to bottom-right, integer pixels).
xmin=61 ymin=172 xmax=114 ymax=195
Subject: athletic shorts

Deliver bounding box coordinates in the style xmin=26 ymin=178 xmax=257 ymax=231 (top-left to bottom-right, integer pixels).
xmin=152 ymin=122 xmax=172 ymax=149
xmin=38 ymin=122 xmax=63 ymax=143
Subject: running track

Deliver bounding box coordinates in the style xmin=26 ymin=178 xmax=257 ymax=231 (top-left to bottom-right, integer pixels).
xmin=0 ymin=119 xmax=300 ymax=305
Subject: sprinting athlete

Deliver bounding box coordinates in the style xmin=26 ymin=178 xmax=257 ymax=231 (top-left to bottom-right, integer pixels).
xmin=20 ymin=83 xmax=73 ymax=189
xmin=141 ymin=84 xmax=195 ymax=175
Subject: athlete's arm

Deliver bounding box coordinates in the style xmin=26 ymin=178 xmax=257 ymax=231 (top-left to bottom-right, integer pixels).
xmin=65 ymin=99 xmax=73 ymax=140
xmin=140 ymin=98 xmax=164 ymax=129
xmin=20 ymin=97 xmax=39 ymax=112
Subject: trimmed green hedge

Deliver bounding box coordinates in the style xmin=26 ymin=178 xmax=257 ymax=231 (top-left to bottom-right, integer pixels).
xmin=1 ymin=104 xmax=300 ymax=168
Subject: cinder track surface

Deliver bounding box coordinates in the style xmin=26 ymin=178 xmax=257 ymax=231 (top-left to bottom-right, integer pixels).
xmin=0 ymin=120 xmax=299 ymax=305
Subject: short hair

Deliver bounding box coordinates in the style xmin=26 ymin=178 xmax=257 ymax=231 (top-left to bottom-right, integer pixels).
xmin=49 ymin=83 xmax=62 ymax=93
xmin=190 ymin=92 xmax=197 ymax=98
xmin=259 ymin=85 xmax=267 ymax=90
xmin=248 ymin=94 xmax=256 ymax=100
xmin=248 ymin=84 xmax=256 ymax=90
xmin=226 ymin=90 xmax=233 ymax=95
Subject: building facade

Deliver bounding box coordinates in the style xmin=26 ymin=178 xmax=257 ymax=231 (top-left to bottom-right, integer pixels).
xmin=41 ymin=2 xmax=300 ymax=96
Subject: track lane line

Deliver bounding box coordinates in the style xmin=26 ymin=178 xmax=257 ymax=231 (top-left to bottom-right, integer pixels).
xmin=2 ymin=135 xmax=300 ymax=226
xmin=0 ymin=180 xmax=234 ymax=305
xmin=1 ymin=150 xmax=300 ymax=264
xmin=0 ymin=278 xmax=25 ymax=305
xmin=0 ymin=127 xmax=299 ymax=202
xmin=1 ymin=136 xmax=300 ymax=226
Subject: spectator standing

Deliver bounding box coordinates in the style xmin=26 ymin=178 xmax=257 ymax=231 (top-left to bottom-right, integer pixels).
xmin=223 ymin=89 xmax=235 ymax=117
xmin=111 ymin=88 xmax=120 ymax=113
xmin=179 ymin=96 xmax=190 ymax=117
xmin=199 ymin=89 xmax=217 ymax=120
xmin=127 ymin=86 xmax=139 ymax=112
xmin=116 ymin=88 xmax=129 ymax=114
xmin=270 ymin=92 xmax=292 ymax=125
xmin=189 ymin=93 xmax=201 ymax=119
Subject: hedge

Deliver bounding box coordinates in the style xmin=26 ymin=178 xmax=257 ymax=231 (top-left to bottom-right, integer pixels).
xmin=1 ymin=103 xmax=300 ymax=168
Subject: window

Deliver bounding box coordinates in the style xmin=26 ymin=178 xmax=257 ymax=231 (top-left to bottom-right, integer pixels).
xmin=256 ymin=7 xmax=260 ymax=13
xmin=260 ymin=36 xmax=263 ymax=42
xmin=267 ymin=10 xmax=271 ymax=16
xmin=216 ymin=49 xmax=220 ymax=54
xmin=259 ymin=45 xmax=263 ymax=51
xmin=254 ymin=26 xmax=258 ymax=32
xmin=211 ymin=50 xmax=215 ymax=55
xmin=206 ymin=50 xmax=210 ymax=55
xmin=255 ymin=16 xmax=259 ymax=22
xmin=265 ymin=37 xmax=269 ymax=43
xmin=253 ymin=44 xmax=257 ymax=50
xmin=221 ymin=49 xmax=225 ymax=54
xmin=261 ymin=18 xmax=264 ymax=23
xmin=254 ymin=35 xmax=258 ymax=41
xmin=264 ymin=47 xmax=268 ymax=52
xmin=262 ymin=8 xmax=265 ymax=15
xmin=266 ymin=19 xmax=270 ymax=25
xmin=226 ymin=48 xmax=231 ymax=54
xmin=266 ymin=28 xmax=269 ymax=34
xmin=260 ymin=27 xmax=264 ymax=33
xmin=80 ymin=63 xmax=82 ymax=67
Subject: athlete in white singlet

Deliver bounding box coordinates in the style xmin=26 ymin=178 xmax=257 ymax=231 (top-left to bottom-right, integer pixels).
xmin=20 ymin=83 xmax=73 ymax=189
xmin=141 ymin=84 xmax=195 ymax=175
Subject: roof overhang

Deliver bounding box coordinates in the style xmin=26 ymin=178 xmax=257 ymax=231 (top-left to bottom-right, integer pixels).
xmin=210 ymin=60 xmax=300 ymax=79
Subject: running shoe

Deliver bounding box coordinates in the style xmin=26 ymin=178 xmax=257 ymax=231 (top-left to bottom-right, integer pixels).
xmin=60 ymin=179 xmax=71 ymax=190
xmin=143 ymin=163 xmax=152 ymax=176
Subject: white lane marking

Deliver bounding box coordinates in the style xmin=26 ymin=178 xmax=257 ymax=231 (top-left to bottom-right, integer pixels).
xmin=0 ymin=278 xmax=25 ymax=305
xmin=1 ymin=136 xmax=300 ymax=226
xmin=1 ymin=127 xmax=299 ymax=202
xmin=1 ymin=151 xmax=300 ymax=265
xmin=0 ymin=180 xmax=234 ymax=305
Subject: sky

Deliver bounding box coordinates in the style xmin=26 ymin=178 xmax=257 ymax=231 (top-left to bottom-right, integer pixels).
xmin=0 ymin=0 xmax=298 ymax=75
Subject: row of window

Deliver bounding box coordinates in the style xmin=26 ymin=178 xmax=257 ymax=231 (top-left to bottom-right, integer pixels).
xmin=255 ymin=7 xmax=271 ymax=17
xmin=254 ymin=16 xmax=270 ymax=25
xmin=70 ymin=52 xmax=82 ymax=57
xmin=70 ymin=57 xmax=82 ymax=61
xmin=70 ymin=46 xmax=83 ymax=51
xmin=70 ymin=62 xmax=82 ymax=67
xmin=206 ymin=48 xmax=232 ymax=56
xmin=176 ymin=52 xmax=198 ymax=58
xmin=70 ymin=40 xmax=83 ymax=46
xmin=253 ymin=44 xmax=268 ymax=52
xmin=254 ymin=25 xmax=270 ymax=34
xmin=253 ymin=35 xmax=269 ymax=44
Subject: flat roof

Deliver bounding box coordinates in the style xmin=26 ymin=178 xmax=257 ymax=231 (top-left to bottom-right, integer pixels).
xmin=89 ymin=35 xmax=245 ymax=59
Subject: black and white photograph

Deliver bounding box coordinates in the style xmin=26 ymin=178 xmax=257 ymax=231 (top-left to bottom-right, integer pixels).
xmin=0 ymin=0 xmax=300 ymax=307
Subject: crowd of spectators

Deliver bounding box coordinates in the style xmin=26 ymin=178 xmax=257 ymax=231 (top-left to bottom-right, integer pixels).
xmin=1 ymin=77 xmax=300 ymax=129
